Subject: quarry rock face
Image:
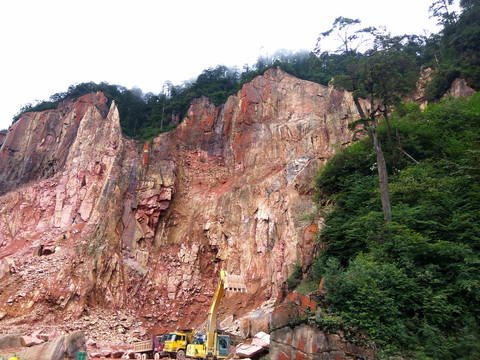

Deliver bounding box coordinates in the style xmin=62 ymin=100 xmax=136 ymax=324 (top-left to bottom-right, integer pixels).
xmin=0 ymin=93 xmax=112 ymax=195
xmin=15 ymin=331 xmax=86 ymax=360
xmin=270 ymin=323 xmax=376 ymax=360
xmin=0 ymin=68 xmax=363 ymax=342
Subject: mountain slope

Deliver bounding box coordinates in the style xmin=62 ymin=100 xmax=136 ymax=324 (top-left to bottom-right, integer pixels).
xmin=0 ymin=68 xmax=363 ymax=340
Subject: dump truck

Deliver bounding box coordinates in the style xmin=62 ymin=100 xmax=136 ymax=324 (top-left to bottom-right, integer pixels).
xmin=186 ymin=270 xmax=247 ymax=360
xmin=163 ymin=329 xmax=195 ymax=359
xmin=134 ymin=333 xmax=167 ymax=359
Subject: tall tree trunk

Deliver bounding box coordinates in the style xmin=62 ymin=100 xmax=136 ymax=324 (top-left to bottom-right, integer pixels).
xmin=371 ymin=119 xmax=392 ymax=221
xmin=353 ymin=96 xmax=366 ymax=118
xmin=352 ymin=91 xmax=392 ymax=221
xmin=352 ymin=80 xmax=366 ymax=119
xmin=383 ymin=107 xmax=395 ymax=156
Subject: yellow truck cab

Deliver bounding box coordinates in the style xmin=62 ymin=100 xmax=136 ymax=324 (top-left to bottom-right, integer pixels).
xmin=163 ymin=330 xmax=194 ymax=359
xmin=186 ymin=333 xmax=230 ymax=359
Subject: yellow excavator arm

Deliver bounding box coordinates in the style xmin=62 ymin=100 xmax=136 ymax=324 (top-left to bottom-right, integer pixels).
xmin=204 ymin=270 xmax=246 ymax=358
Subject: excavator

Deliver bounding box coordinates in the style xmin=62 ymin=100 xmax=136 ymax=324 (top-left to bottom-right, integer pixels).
xmin=186 ymin=270 xmax=246 ymax=360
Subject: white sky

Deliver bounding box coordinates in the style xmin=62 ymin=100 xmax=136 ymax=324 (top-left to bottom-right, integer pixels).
xmin=0 ymin=0 xmax=455 ymax=131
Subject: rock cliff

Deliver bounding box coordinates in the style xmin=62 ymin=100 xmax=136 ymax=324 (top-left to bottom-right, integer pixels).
xmin=0 ymin=68 xmax=363 ymax=344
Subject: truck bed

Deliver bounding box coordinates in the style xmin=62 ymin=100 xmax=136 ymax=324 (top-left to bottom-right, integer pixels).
xmin=134 ymin=340 xmax=153 ymax=353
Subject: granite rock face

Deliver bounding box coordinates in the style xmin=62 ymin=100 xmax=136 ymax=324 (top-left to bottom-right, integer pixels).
xmin=16 ymin=331 xmax=86 ymax=360
xmin=270 ymin=323 xmax=376 ymax=360
xmin=0 ymin=68 xmax=364 ymax=337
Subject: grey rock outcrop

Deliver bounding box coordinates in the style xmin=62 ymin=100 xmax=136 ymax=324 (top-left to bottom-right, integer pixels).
xmin=270 ymin=323 xmax=375 ymax=360
xmin=17 ymin=332 xmax=86 ymax=360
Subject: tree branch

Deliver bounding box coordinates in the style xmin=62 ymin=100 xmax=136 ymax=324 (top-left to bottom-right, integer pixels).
xmin=396 ymin=129 xmax=419 ymax=164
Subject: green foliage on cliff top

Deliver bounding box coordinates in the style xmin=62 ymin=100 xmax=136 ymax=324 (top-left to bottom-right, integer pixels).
xmin=13 ymin=1 xmax=479 ymax=143
xmin=312 ymin=93 xmax=480 ymax=359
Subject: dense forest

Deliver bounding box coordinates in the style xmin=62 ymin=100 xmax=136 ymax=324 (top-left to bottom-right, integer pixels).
xmin=306 ymin=92 xmax=480 ymax=360
xmin=286 ymin=1 xmax=480 ymax=359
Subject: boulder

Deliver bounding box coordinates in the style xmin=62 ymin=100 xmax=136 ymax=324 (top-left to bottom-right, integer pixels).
xmin=251 ymin=332 xmax=270 ymax=349
xmin=236 ymin=343 xmax=265 ymax=358
xmin=101 ymin=349 xmax=113 ymax=357
xmin=111 ymin=350 xmax=124 ymax=358
xmin=0 ymin=334 xmax=25 ymax=349
xmin=17 ymin=331 xmax=86 ymax=360
xmin=0 ymin=257 xmax=14 ymax=280
xmin=21 ymin=335 xmax=44 ymax=347
xmin=86 ymin=338 xmax=97 ymax=347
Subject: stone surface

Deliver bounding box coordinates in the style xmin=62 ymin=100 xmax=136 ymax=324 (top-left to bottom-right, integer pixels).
xmin=301 ymin=224 xmax=318 ymax=276
xmin=1 ymin=332 xmax=87 ymax=360
xmin=270 ymin=323 xmax=376 ymax=360
xmin=251 ymin=331 xmax=270 ymax=349
xmin=0 ymin=334 xmax=25 ymax=349
xmin=271 ymin=292 xmax=318 ymax=330
xmin=0 ymin=68 xmax=367 ymax=344
xmin=21 ymin=334 xmax=45 ymax=347
xmin=447 ymin=78 xmax=476 ymax=99
xmin=236 ymin=343 xmax=266 ymax=358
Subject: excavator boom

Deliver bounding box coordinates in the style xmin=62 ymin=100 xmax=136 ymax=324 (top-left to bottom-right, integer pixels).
xmin=201 ymin=270 xmax=246 ymax=359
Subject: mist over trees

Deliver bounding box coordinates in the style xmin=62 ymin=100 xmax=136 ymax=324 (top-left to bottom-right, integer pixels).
xmin=13 ymin=0 xmax=479 ymax=144
xmin=12 ymin=0 xmax=476 ymax=143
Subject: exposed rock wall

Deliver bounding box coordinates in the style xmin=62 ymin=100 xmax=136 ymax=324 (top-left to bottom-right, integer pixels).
xmin=235 ymin=292 xmax=376 ymax=360
xmin=0 ymin=93 xmax=111 ymax=195
xmin=11 ymin=331 xmax=86 ymax=360
xmin=0 ymin=68 xmax=364 ymax=336
xmin=0 ymin=92 xmax=134 ymax=324
xmin=270 ymin=323 xmax=376 ymax=360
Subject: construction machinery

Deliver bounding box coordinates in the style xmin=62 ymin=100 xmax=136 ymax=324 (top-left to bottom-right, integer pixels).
xmin=134 ymin=333 xmax=167 ymax=359
xmin=186 ymin=270 xmax=246 ymax=360
xmin=163 ymin=329 xmax=195 ymax=359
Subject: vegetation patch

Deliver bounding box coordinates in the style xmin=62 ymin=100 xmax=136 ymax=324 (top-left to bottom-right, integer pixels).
xmin=312 ymin=94 xmax=480 ymax=359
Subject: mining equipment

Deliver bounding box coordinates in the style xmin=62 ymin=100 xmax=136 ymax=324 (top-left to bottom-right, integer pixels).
xmin=186 ymin=270 xmax=247 ymax=360
xmin=134 ymin=333 xmax=167 ymax=359
xmin=163 ymin=329 xmax=195 ymax=359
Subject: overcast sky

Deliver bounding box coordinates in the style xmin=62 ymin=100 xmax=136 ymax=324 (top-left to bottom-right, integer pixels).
xmin=0 ymin=0 xmax=456 ymax=131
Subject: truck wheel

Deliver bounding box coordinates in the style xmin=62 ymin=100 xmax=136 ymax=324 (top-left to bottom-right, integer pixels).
xmin=176 ymin=350 xmax=186 ymax=360
xmin=155 ymin=353 xmax=160 ymax=359
xmin=141 ymin=354 xmax=147 ymax=360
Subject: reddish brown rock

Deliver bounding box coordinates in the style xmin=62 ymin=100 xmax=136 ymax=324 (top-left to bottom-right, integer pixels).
xmin=16 ymin=331 xmax=86 ymax=360
xmin=270 ymin=323 xmax=376 ymax=360
xmin=271 ymin=292 xmax=317 ymax=330
xmin=301 ymin=224 xmax=318 ymax=275
xmin=0 ymin=68 xmax=366 ymax=341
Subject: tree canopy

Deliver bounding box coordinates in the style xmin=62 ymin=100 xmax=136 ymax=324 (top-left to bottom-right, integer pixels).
xmin=311 ymin=93 xmax=480 ymax=359
xmin=12 ymin=1 xmax=479 ymax=143
xmin=298 ymin=2 xmax=480 ymax=358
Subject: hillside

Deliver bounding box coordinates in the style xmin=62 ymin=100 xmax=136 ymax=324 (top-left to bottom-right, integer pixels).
xmin=1 ymin=2 xmax=479 ymax=359
xmin=310 ymin=91 xmax=480 ymax=359
xmin=0 ymin=68 xmax=363 ymax=348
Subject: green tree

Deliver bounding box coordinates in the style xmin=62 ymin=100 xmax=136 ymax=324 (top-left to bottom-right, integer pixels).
xmin=316 ymin=18 xmax=419 ymax=220
xmin=313 ymin=93 xmax=480 ymax=358
xmin=425 ymin=0 xmax=480 ymax=98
